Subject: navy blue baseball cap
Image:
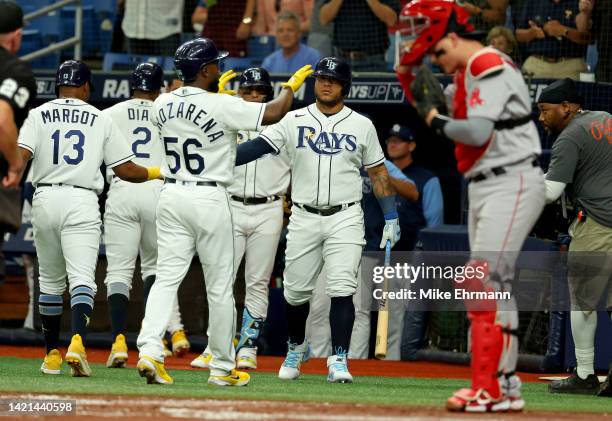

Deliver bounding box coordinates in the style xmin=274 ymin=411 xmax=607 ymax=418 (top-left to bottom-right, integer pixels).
xmin=388 ymin=124 xmax=415 ymax=142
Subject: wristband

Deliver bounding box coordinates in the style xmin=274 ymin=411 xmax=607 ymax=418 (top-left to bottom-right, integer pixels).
xmin=377 ymin=195 xmax=397 ymax=218
xmin=430 ymin=114 xmax=450 ymax=138
xmin=146 ymin=167 xmax=161 ymax=180
xmin=384 ymin=211 xmax=399 ymax=220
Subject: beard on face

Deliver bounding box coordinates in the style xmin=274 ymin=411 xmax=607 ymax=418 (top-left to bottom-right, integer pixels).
xmin=207 ymin=75 xmax=220 ymax=92
xmin=315 ymin=91 xmax=343 ymax=107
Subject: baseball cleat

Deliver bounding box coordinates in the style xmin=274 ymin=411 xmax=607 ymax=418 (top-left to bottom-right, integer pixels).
xmin=327 ymin=353 xmax=353 ymax=383
xmin=208 ymin=369 xmax=250 ymax=386
xmin=598 ymin=366 xmax=612 ymax=397
xmin=137 ymin=356 xmax=173 ymax=384
xmin=171 ymin=330 xmax=190 ymax=357
xmin=278 ymin=340 xmax=310 ymax=380
xmin=106 ymin=334 xmax=128 ymax=368
xmin=190 ymin=349 xmax=212 ymax=369
xmin=237 ymin=346 xmax=257 ymax=370
xmin=446 ymin=388 xmax=509 ymax=412
xmin=162 ymin=338 xmax=172 ymax=358
xmin=40 ymin=349 xmax=62 ymax=375
xmin=549 ymin=371 xmax=600 ymax=395
xmin=502 ymin=374 xmax=525 ymax=411
xmin=65 ymin=334 xmax=92 ymax=377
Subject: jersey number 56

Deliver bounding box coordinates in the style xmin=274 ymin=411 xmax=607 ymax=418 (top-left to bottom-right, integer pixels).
xmin=163 ymin=137 xmax=205 ymax=175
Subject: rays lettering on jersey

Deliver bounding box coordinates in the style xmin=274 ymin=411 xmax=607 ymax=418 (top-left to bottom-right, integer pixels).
xmin=41 ymin=108 xmax=98 ymax=127
xmin=296 ymin=126 xmax=357 ymax=155
xmin=154 ymin=101 xmax=224 ymax=142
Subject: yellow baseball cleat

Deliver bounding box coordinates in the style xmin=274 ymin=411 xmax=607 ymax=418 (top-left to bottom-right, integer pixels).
xmin=40 ymin=349 xmax=62 ymax=375
xmin=190 ymin=350 xmax=212 ymax=369
xmin=137 ymin=356 xmax=173 ymax=384
xmin=162 ymin=338 xmax=172 ymax=357
xmin=65 ymin=334 xmax=92 ymax=377
xmin=106 ymin=334 xmax=128 ymax=368
xmin=208 ymin=369 xmax=250 ymax=386
xmin=171 ymin=330 xmax=190 ymax=357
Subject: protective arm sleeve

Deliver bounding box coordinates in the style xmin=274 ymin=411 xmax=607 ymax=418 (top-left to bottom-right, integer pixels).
xmin=544 ymin=178 xmax=566 ymax=204
xmin=431 ymin=115 xmax=495 ymax=146
xmin=235 ymin=136 xmax=277 ymax=166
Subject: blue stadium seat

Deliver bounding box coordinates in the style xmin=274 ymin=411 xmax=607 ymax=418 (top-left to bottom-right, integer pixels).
xmin=82 ymin=0 xmax=117 ymax=13
xmin=24 ymin=9 xmax=61 ymax=45
xmin=248 ymin=36 xmax=276 ymax=60
xmin=18 ymin=29 xmax=58 ymax=70
xmin=19 ymin=29 xmax=42 ymax=56
xmin=20 ymin=0 xmax=52 ymax=10
xmin=103 ymin=53 xmax=165 ymax=72
xmin=60 ymin=6 xmax=98 ymax=57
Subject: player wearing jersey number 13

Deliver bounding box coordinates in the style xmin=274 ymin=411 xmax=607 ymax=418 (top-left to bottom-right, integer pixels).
xmin=136 ymin=37 xmax=312 ymax=386
xmin=17 ymin=60 xmax=161 ymax=378
xmin=235 ymin=56 xmax=401 ymax=384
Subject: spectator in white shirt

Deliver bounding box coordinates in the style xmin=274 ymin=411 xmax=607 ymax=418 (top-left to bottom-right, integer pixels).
xmin=121 ymin=0 xmax=184 ymax=56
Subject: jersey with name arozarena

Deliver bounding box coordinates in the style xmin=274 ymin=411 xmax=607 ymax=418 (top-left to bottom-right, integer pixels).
xmin=228 ymin=128 xmax=290 ymax=198
xmin=260 ymin=104 xmax=385 ymax=207
xmin=17 ymin=98 xmax=134 ymax=193
xmin=103 ymin=98 xmax=165 ymax=179
xmin=151 ymin=86 xmax=265 ymax=185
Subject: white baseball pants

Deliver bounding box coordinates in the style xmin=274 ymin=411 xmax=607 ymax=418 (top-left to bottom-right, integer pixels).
xmin=137 ymin=183 xmax=236 ymax=376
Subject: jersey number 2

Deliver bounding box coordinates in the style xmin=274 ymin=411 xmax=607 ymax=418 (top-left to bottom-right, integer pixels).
xmin=51 ymin=129 xmax=84 ymax=165
xmin=132 ymin=127 xmax=151 ymax=158
xmin=163 ymin=137 xmax=205 ymax=174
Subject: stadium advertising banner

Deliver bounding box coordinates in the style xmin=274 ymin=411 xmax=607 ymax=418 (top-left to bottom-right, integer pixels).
xmin=33 ymin=71 xmax=612 ymax=111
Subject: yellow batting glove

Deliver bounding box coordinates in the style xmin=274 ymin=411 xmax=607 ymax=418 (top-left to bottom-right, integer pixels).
xmin=282 ymin=64 xmax=314 ymax=93
xmin=218 ymin=69 xmax=237 ymax=95
xmin=146 ymin=167 xmax=162 ymax=180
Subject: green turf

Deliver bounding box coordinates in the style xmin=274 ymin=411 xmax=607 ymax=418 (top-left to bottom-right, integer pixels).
xmin=0 ymin=357 xmax=609 ymax=413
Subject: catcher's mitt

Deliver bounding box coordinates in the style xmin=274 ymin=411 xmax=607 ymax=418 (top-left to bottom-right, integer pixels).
xmin=409 ymin=65 xmax=447 ymax=120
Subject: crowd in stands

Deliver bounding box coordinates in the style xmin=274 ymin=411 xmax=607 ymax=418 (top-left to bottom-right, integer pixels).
xmin=17 ymin=0 xmax=610 ymax=81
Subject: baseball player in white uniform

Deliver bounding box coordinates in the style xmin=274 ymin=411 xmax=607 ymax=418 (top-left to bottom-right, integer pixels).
xmin=235 ymin=56 xmax=401 ymax=384
xmin=397 ymin=1 xmax=545 ymax=412
xmin=191 ymin=67 xmax=290 ymax=371
xmin=18 ymin=60 xmax=161 ymax=378
xmin=135 ymin=38 xmax=313 ymax=386
xmin=103 ymin=63 xmax=190 ymax=369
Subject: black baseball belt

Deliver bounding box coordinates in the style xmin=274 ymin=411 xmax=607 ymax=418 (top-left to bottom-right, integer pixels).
xmin=468 ymin=159 xmax=539 ymax=183
xmin=231 ymin=195 xmax=281 ymax=205
xmin=295 ymin=201 xmax=358 ymax=216
xmin=164 ymin=178 xmax=217 ymax=187
xmin=37 ymin=183 xmax=91 ymax=190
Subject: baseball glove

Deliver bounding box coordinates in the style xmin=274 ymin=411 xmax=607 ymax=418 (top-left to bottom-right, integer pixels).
xmin=409 ymin=65 xmax=447 ymax=120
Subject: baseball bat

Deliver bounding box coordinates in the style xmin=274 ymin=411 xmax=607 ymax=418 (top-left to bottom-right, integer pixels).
xmin=374 ymin=240 xmax=391 ymax=360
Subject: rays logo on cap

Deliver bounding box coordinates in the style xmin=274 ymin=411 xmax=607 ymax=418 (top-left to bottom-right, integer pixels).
xmin=249 ymin=69 xmax=261 ymax=81
xmin=326 ymin=59 xmax=337 ymax=70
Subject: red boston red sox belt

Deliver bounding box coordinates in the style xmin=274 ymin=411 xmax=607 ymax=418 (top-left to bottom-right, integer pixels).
xmin=296 ymin=201 xmax=358 ymax=216
xmin=231 ymin=195 xmax=281 ymax=205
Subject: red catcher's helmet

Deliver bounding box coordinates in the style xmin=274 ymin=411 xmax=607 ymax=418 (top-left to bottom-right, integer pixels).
xmin=398 ymin=0 xmax=473 ymax=66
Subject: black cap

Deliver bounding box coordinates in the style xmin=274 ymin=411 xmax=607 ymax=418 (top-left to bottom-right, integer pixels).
xmin=537 ymin=78 xmax=583 ymax=105
xmin=0 ymin=1 xmax=23 ymax=34
xmin=388 ymin=124 xmax=415 ymax=142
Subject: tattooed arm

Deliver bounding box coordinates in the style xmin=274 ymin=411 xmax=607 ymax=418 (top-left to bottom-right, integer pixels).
xmin=367 ymin=163 xmax=401 ymax=248
xmin=367 ymin=163 xmax=395 ymax=198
